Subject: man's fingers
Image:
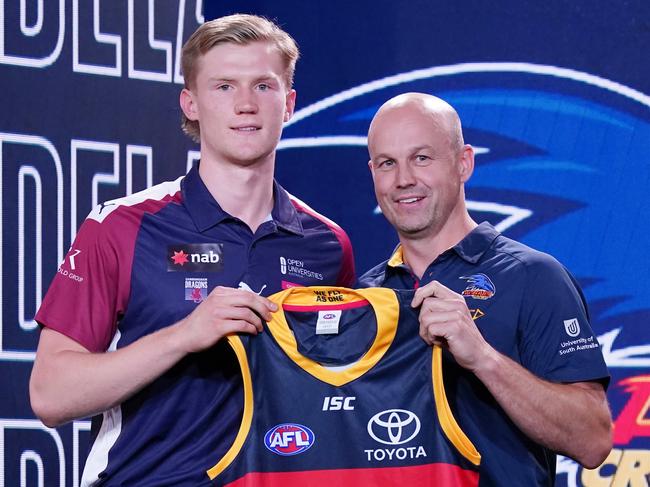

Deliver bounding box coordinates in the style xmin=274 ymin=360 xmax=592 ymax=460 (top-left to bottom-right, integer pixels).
xmin=222 ymin=320 xmax=262 ymax=336
xmin=420 ymin=297 xmax=465 ymax=314
xmin=217 ymin=307 xmax=264 ymax=331
xmin=411 ymin=280 xmax=460 ymax=307
xmin=209 ymin=287 xmax=277 ymax=320
xmin=419 ymin=323 xmax=447 ymax=346
xmin=420 ymin=310 xmax=461 ymax=325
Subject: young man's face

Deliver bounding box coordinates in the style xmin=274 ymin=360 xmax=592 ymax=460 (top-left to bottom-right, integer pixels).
xmin=182 ymin=41 xmax=295 ymax=167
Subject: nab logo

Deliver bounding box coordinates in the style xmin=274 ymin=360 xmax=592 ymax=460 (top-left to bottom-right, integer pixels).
xmin=167 ymin=244 xmax=224 ymax=272
xmin=264 ymin=423 xmax=315 ymax=456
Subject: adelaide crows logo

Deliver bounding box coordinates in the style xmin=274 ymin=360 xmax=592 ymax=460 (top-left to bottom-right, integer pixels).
xmin=277 ymin=62 xmax=650 ymax=486
xmin=460 ymin=274 xmax=496 ymax=300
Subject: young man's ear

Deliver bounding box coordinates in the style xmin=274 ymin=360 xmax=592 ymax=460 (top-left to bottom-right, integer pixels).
xmin=283 ymin=89 xmax=297 ymax=123
xmin=180 ymin=89 xmax=199 ymax=121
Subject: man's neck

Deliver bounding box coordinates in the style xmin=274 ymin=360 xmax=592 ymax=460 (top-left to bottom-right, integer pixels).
xmin=198 ymin=156 xmax=275 ymax=233
xmin=399 ymin=213 xmax=477 ymax=280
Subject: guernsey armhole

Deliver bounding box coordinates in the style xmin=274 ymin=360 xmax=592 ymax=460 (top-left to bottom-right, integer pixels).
xmin=432 ymin=346 xmax=481 ymax=466
xmin=206 ymin=335 xmax=254 ymax=480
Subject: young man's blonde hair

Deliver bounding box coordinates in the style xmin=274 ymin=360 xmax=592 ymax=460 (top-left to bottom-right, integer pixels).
xmin=180 ymin=14 xmax=300 ymax=142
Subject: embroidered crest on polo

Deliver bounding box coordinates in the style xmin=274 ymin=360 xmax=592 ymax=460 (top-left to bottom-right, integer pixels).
xmin=459 ymin=273 xmax=496 ymax=300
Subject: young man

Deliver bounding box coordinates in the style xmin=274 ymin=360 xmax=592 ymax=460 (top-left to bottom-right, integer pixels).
xmin=360 ymin=92 xmax=612 ymax=485
xmin=30 ymin=15 xmax=354 ymax=485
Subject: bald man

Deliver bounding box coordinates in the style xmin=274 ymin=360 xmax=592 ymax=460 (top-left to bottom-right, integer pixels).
xmin=360 ymin=93 xmax=612 ymax=486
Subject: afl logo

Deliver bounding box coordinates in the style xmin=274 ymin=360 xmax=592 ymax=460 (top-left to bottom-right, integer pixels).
xmin=322 ymin=313 xmax=336 ymax=319
xmin=264 ymin=423 xmax=315 ymax=456
xmin=367 ymin=409 xmax=421 ymax=445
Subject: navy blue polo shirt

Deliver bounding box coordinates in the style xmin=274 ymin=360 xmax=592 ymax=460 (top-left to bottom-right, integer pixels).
xmin=36 ymin=164 xmax=355 ymax=486
xmin=360 ymin=222 xmax=609 ymax=487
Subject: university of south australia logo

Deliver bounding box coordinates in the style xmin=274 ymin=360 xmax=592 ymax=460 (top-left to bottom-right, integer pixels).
xmin=563 ymin=318 xmax=581 ymax=337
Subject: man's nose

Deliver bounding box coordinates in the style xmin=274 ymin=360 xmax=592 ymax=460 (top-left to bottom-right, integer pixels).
xmin=235 ymin=89 xmax=258 ymax=114
xmin=395 ymin=162 xmax=416 ymax=187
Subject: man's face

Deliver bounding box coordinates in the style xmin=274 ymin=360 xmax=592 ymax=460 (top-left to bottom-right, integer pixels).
xmin=182 ymin=41 xmax=295 ymax=166
xmin=368 ymin=105 xmax=466 ymax=240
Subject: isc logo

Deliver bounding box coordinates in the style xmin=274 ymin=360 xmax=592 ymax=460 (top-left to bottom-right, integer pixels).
xmin=264 ymin=423 xmax=315 ymax=456
xmin=322 ymin=396 xmax=356 ymax=411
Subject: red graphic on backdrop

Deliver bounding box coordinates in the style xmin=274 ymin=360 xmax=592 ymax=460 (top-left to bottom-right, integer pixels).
xmin=613 ymin=375 xmax=650 ymax=445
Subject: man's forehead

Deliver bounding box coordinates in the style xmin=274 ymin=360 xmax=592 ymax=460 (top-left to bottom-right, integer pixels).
xmin=196 ymin=41 xmax=284 ymax=75
xmin=370 ymin=107 xmax=447 ymax=139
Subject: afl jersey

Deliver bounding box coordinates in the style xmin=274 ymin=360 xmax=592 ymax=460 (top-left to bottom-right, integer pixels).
xmin=208 ymin=287 xmax=480 ymax=486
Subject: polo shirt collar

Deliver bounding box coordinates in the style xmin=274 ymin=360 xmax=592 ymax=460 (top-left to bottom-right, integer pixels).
xmin=181 ymin=164 xmax=303 ymax=235
xmin=386 ymin=221 xmax=500 ymax=269
xmin=452 ymin=222 xmax=500 ymax=263
xmin=271 ymin=182 xmax=303 ymax=235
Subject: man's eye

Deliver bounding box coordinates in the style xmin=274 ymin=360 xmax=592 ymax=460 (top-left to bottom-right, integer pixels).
xmin=377 ymin=159 xmax=395 ymax=170
xmin=217 ymin=84 xmax=231 ymax=91
xmin=257 ymin=84 xmax=269 ymax=91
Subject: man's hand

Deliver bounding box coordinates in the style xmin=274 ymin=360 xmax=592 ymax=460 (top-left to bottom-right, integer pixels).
xmin=412 ymin=280 xmax=612 ymax=466
xmin=176 ymin=286 xmax=278 ymax=354
xmin=412 ymin=280 xmax=493 ymax=371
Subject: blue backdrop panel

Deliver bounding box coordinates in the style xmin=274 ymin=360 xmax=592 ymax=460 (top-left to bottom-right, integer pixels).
xmin=1 ymin=1 xmax=649 ymax=485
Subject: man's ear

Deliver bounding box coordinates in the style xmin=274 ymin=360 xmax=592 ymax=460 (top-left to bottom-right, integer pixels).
xmin=459 ymin=145 xmax=475 ymax=183
xmin=284 ymin=89 xmax=297 ymax=122
xmin=180 ymin=88 xmax=199 ymax=121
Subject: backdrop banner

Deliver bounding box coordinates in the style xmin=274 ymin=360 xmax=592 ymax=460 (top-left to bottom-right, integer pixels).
xmin=2 ymin=1 xmax=649 ymax=485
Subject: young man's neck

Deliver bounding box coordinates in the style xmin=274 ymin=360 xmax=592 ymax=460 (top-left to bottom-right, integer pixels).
xmin=198 ymin=155 xmax=275 ymax=233
xmin=399 ymin=212 xmax=477 ymax=280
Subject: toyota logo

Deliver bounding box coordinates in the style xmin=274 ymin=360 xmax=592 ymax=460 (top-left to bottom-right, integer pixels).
xmin=367 ymin=409 xmax=421 ymax=445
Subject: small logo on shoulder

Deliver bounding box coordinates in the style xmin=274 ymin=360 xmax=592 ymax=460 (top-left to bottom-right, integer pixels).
xmin=563 ymin=318 xmax=581 ymax=337
xmin=168 ymin=244 xmax=224 ymax=272
xmin=460 ymin=273 xmax=496 ymax=300
xmin=264 ymin=423 xmax=315 ymax=456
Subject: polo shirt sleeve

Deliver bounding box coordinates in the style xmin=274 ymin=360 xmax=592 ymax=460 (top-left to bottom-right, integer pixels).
xmin=517 ymin=253 xmax=609 ymax=386
xmin=35 ymin=208 xmax=131 ymax=353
